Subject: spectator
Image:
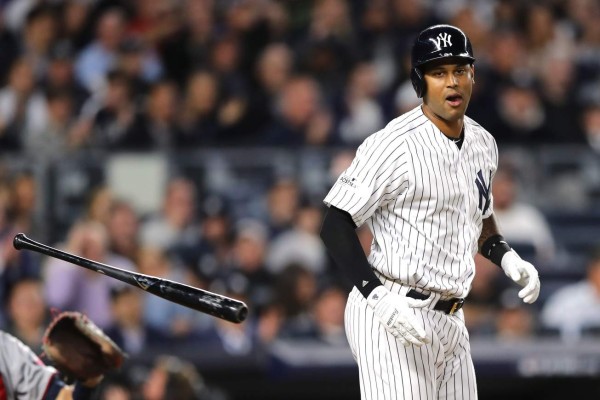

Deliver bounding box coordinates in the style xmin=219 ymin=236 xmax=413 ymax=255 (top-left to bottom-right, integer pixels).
xmin=75 ymin=7 xmax=128 ymax=93
xmin=0 ymin=57 xmax=47 ymax=151
xmin=272 ymin=263 xmax=317 ymax=340
xmin=312 ymin=284 xmax=347 ymax=346
xmin=296 ymin=0 xmax=358 ymax=98
xmin=140 ymin=177 xmax=200 ymax=251
xmin=83 ymin=185 xmax=114 ymax=226
xmin=106 ymin=199 xmax=140 ymax=262
xmin=59 ymin=0 xmax=93 ymax=52
xmin=247 ymin=43 xmax=294 ymax=138
xmin=173 ymin=194 xmax=232 ymax=290
xmin=95 ymin=374 xmax=135 ymax=400
xmin=19 ymin=4 xmax=58 ymax=81
xmin=23 ymin=88 xmax=80 ymax=163
xmin=211 ymin=33 xmax=267 ymax=146
xmin=266 ymin=202 xmax=327 ymax=275
xmin=9 ymin=171 xmax=39 ymax=236
xmin=264 ymin=178 xmax=300 ymax=237
xmin=495 ymin=288 xmax=537 ymax=341
xmin=463 ymin=254 xmax=504 ymax=336
xmin=263 ymin=76 xmax=334 ymax=146
xmin=43 ymin=221 xmax=135 ymax=329
xmin=491 ymin=79 xmax=547 ymax=145
xmin=122 ymin=79 xmax=184 ymax=151
xmin=105 ymin=285 xmax=169 ymax=356
xmin=82 ymin=70 xmax=138 ymax=151
xmin=537 ymin=53 xmax=584 ymax=144
xmin=114 ymin=37 xmax=156 ymax=103
xmin=141 ymin=355 xmax=224 ymax=400
xmin=0 ymin=180 xmax=39 ymax=326
xmin=179 ymin=70 xmax=220 ymax=146
xmin=159 ymin=0 xmax=216 ymax=86
xmin=492 ymin=164 xmax=556 ymax=263
xmin=125 ymin=0 xmax=180 ymax=50
xmin=337 ymin=62 xmax=385 ymax=145
xmin=541 ymin=247 xmax=600 ymax=341
xmin=43 ymin=40 xmax=90 ymax=112
xmin=5 ymin=278 xmax=48 ymax=352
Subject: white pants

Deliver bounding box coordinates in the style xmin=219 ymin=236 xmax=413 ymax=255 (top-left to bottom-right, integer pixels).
xmin=345 ymin=286 xmax=478 ymax=400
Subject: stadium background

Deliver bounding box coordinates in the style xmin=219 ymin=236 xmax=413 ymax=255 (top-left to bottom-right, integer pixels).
xmin=0 ymin=0 xmax=599 ymax=399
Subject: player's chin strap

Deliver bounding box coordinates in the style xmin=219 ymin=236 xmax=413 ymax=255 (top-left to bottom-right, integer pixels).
xmin=481 ymin=234 xmax=512 ymax=267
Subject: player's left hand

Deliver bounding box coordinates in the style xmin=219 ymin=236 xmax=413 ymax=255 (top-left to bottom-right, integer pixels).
xmin=500 ymin=250 xmax=541 ymax=304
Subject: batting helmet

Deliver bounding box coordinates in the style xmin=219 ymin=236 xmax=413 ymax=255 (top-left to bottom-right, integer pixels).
xmin=410 ymin=24 xmax=475 ymax=98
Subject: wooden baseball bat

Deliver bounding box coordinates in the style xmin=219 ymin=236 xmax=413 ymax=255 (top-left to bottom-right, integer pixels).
xmin=13 ymin=233 xmax=248 ymax=323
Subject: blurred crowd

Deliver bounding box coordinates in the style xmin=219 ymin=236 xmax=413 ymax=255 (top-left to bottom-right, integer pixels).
xmin=0 ymin=0 xmax=599 ymax=398
xmin=0 ymin=0 xmax=597 ymax=155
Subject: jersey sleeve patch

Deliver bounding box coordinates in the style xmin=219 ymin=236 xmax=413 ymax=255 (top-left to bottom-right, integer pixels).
xmin=337 ymin=175 xmax=371 ymax=199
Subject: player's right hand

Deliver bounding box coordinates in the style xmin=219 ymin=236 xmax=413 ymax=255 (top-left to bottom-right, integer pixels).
xmin=366 ymin=286 xmax=432 ymax=347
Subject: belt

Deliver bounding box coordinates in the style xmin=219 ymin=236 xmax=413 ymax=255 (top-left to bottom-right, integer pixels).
xmin=406 ymin=289 xmax=465 ymax=315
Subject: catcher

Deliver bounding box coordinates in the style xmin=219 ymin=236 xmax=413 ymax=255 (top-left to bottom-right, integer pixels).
xmin=0 ymin=311 xmax=125 ymax=400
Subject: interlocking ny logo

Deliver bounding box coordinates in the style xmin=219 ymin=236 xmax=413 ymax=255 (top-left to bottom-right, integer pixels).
xmin=475 ymin=170 xmax=491 ymax=215
xmin=430 ymin=32 xmax=452 ymax=50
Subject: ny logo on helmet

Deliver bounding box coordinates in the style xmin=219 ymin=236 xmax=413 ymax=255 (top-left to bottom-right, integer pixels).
xmin=430 ymin=33 xmax=452 ymax=50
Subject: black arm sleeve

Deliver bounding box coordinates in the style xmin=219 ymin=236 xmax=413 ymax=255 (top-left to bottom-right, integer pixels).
xmin=320 ymin=206 xmax=382 ymax=298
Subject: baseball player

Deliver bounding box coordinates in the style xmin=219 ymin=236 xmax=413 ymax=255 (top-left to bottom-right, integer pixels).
xmin=0 ymin=330 xmax=101 ymax=400
xmin=320 ymin=25 xmax=541 ymax=399
xmin=0 ymin=310 xmax=123 ymax=400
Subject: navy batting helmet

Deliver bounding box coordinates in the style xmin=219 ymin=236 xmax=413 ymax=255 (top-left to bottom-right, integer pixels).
xmin=410 ymin=25 xmax=475 ymax=98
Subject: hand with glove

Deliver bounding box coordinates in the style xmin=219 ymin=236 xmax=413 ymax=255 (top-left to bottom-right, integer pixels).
xmin=42 ymin=311 xmax=126 ymax=383
xmin=366 ymin=286 xmax=432 ymax=347
xmin=500 ymin=250 xmax=541 ymax=304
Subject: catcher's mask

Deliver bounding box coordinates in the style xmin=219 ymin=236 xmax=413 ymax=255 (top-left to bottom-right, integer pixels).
xmin=410 ymin=24 xmax=475 ymax=98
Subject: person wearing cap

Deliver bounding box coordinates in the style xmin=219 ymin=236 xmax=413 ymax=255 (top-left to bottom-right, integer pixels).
xmin=320 ymin=25 xmax=541 ymax=399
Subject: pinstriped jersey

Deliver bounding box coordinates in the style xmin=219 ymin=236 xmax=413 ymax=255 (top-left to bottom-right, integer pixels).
xmin=324 ymin=105 xmax=498 ymax=298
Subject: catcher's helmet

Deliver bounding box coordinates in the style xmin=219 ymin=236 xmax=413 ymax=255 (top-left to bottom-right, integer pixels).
xmin=410 ymin=24 xmax=475 ymax=98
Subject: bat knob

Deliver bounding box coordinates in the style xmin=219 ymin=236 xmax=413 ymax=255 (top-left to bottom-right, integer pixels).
xmin=13 ymin=233 xmax=27 ymax=250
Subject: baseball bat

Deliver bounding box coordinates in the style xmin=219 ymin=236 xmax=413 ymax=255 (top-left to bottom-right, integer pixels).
xmin=13 ymin=233 xmax=248 ymax=323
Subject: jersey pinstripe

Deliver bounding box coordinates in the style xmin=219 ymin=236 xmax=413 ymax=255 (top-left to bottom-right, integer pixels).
xmin=324 ymin=105 xmax=498 ymax=299
xmin=345 ymin=286 xmax=477 ymax=400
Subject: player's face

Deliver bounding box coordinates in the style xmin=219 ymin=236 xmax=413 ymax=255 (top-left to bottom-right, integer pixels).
xmin=422 ymin=60 xmax=474 ymax=122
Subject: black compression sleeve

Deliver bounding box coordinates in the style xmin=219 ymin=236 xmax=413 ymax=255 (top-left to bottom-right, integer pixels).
xmin=320 ymin=206 xmax=382 ymax=297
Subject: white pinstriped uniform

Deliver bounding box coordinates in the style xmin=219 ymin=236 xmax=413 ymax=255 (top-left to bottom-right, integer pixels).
xmin=324 ymin=105 xmax=498 ymax=399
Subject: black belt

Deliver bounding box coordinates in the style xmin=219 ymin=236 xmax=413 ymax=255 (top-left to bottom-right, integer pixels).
xmin=406 ymin=289 xmax=465 ymax=315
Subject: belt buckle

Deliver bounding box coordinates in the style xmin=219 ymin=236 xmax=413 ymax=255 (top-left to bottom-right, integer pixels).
xmin=449 ymin=299 xmax=464 ymax=315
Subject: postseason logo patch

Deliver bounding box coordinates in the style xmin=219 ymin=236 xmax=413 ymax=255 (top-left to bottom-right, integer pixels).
xmin=338 ymin=175 xmax=369 ymax=199
xmin=339 ymin=175 xmax=358 ymax=189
